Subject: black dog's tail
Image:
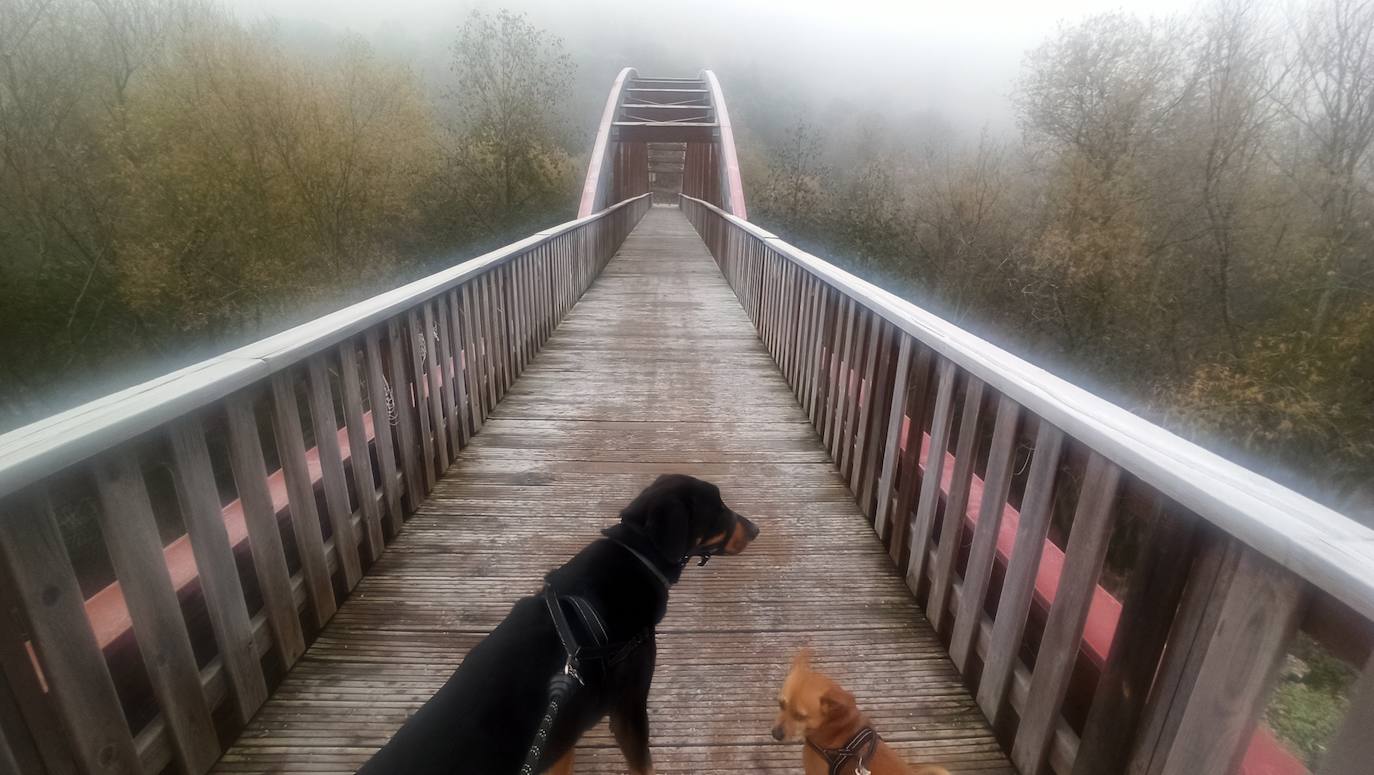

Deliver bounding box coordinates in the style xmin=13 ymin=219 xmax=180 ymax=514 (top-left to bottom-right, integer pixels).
xmin=519 ymin=671 xmax=580 ymax=774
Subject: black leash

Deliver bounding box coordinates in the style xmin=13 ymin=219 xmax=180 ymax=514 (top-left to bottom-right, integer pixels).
xmin=807 ymin=726 xmax=880 ymax=775
xmin=519 ymin=583 xmax=647 ymax=773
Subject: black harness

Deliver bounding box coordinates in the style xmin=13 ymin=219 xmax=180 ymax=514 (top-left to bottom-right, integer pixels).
xmin=518 ymin=523 xmax=739 ymax=774
xmin=807 ymin=727 xmax=880 ymax=775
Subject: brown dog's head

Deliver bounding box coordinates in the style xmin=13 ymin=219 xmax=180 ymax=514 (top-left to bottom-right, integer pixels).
xmin=772 ymin=648 xmax=857 ymax=742
xmin=618 ymin=474 xmax=759 ymax=566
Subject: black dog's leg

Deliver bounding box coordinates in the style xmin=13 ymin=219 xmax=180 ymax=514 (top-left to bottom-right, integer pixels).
xmin=609 ymin=642 xmax=656 ymax=775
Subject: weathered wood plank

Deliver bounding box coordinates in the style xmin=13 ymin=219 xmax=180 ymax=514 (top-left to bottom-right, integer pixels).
xmin=906 ymin=358 xmax=957 ymax=595
xmin=950 ymin=396 xmax=1021 ymax=675
xmin=0 ymin=490 xmax=139 ymax=774
xmin=872 ymin=335 xmax=913 ymax=540
xmin=307 ymin=355 xmax=363 ymax=590
xmin=338 ymin=342 xmax=386 ymax=561
xmin=1011 ymin=454 xmax=1122 ymax=774
xmin=364 ymin=328 xmax=406 ymax=533
xmin=168 ymin=416 xmax=270 ymax=724
xmin=976 ymin=421 xmax=1065 ymax=725
xmin=92 ymin=452 xmax=219 ymax=773
xmin=928 ymin=376 xmax=986 ymax=634
xmin=212 ymin=207 xmax=1009 ymax=775
xmin=270 ymin=371 xmax=338 ymax=627
xmin=1072 ymin=503 xmax=1197 ymax=775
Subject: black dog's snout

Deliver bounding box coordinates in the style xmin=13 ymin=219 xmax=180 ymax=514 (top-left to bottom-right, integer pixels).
xmin=742 ymin=516 xmax=760 ymax=540
xmin=771 ymin=725 xmax=785 ymax=741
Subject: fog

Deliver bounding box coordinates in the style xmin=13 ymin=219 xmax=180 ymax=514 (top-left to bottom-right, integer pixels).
xmin=225 ymin=0 xmax=1200 ymax=139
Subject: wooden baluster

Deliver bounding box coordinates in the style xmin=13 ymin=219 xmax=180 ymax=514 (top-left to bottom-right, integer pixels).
xmin=495 ymin=266 xmax=513 ymax=395
xmin=1319 ymin=654 xmax=1374 ymax=775
xmin=385 ymin=319 xmax=426 ymax=508
xmin=91 ymin=452 xmax=219 ymax=773
xmin=1012 ymin=453 xmax=1123 ymax=773
xmin=887 ymin=346 xmax=935 ymax=569
xmin=0 ymin=490 xmax=140 ymax=774
xmin=812 ymin=288 xmax=839 ymax=430
xmin=905 ymin=358 xmax=958 ymax=595
xmin=0 ymin=568 xmax=74 ymax=775
xmin=406 ymin=310 xmax=438 ymax=489
xmin=0 ymin=667 xmax=40 ymax=775
xmin=826 ymin=297 xmax=857 ymax=454
xmin=419 ymin=304 xmax=449 ymax=472
xmin=364 ymin=327 xmax=406 ymax=532
xmin=1129 ymin=540 xmax=1304 ymax=775
xmin=168 ymin=416 xmax=269 ymax=724
xmin=446 ymin=291 xmax=474 ymax=447
xmin=306 ymin=355 xmax=362 ymax=590
xmin=838 ymin=310 xmax=871 ymax=476
xmin=224 ymin=392 xmax=308 ymax=667
xmin=846 ymin=315 xmax=883 ymax=489
xmin=856 ymin=322 xmax=897 ymax=517
xmin=950 ymin=395 xmax=1022 ymax=674
xmin=928 ymin=375 xmax=987 ymax=633
xmin=338 ymin=342 xmax=385 ymax=561
xmin=1073 ymin=503 xmax=1198 ymax=775
xmin=872 ymin=335 xmax=913 ymax=540
xmin=479 ymin=275 xmax=499 ymax=410
xmin=270 ymin=371 xmax=339 ymax=626
xmin=434 ymin=299 xmax=461 ymax=454
xmin=459 ymin=284 xmax=486 ymax=430
xmin=976 ymin=420 xmax=1065 ymax=724
xmin=509 ymin=257 xmax=526 ymax=375
xmin=795 ymin=275 xmax=817 ymax=409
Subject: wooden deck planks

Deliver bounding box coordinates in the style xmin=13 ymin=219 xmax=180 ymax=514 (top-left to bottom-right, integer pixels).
xmin=211 ymin=207 xmax=1011 ymax=774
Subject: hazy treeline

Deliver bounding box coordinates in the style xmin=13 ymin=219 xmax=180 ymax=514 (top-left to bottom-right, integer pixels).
xmin=743 ymin=0 xmax=1374 ymax=521
xmin=0 ymin=0 xmax=578 ymax=429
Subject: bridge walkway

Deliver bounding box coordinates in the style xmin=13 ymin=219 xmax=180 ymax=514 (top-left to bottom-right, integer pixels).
xmin=211 ymin=206 xmax=1013 ymax=774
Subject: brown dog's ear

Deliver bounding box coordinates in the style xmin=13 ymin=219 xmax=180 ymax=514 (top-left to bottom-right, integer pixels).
xmin=791 ymin=646 xmax=814 ymax=673
xmin=819 ymin=685 xmax=855 ymax=718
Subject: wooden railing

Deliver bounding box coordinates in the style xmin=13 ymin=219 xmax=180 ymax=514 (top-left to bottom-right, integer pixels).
xmin=0 ymin=194 xmax=650 ymax=775
xmin=681 ymin=194 xmax=1374 ymax=775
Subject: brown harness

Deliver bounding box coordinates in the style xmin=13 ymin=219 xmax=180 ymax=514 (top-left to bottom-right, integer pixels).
xmin=807 ymin=726 xmax=879 ymax=775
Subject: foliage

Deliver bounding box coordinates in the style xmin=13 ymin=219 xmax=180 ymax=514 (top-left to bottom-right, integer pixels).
xmin=0 ymin=2 xmax=577 ymax=431
xmin=1265 ymin=634 xmax=1358 ymax=766
xmin=740 ymin=0 xmax=1374 ymax=525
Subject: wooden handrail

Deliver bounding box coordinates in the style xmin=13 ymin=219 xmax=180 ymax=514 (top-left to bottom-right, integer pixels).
xmin=0 ymin=195 xmax=651 ymax=502
xmin=0 ymin=194 xmax=651 ymax=775
xmin=679 ymin=194 xmax=1373 ymax=622
xmin=680 ymin=192 xmax=1374 ymax=775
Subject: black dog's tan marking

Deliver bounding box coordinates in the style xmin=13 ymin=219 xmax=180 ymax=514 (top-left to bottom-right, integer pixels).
xmin=357 ymin=474 xmax=758 ymax=774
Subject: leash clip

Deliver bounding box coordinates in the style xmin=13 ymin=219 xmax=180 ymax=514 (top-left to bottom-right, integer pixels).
xmin=564 ymin=656 xmax=584 ymax=686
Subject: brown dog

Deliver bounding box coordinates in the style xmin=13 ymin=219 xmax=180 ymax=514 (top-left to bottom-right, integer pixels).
xmin=772 ymin=648 xmax=949 ymax=775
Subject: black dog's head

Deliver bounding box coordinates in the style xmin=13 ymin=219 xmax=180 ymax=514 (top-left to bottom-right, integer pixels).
xmin=619 ymin=474 xmax=759 ymax=567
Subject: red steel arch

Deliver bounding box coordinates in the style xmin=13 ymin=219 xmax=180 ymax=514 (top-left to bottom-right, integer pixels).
xmin=578 ymin=68 xmax=746 ymax=218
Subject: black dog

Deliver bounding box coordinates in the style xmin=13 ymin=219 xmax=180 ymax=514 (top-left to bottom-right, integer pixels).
xmin=357 ymin=474 xmax=759 ymax=774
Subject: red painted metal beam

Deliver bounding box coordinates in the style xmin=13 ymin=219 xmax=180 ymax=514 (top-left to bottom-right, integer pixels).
xmin=701 ymin=69 xmax=747 ymax=219
xmin=578 ymin=67 xmax=636 ymax=217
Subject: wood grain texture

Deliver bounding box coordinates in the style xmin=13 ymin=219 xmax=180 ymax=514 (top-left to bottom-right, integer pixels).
xmin=928 ymin=376 xmax=986 ymax=635
xmin=363 ymin=329 xmax=406 ymax=535
xmin=975 ymin=422 xmax=1065 ymax=725
xmin=1318 ymin=653 xmax=1374 ymax=775
xmin=168 ymin=416 xmax=270 ymax=724
xmin=271 ymin=371 xmax=338 ymax=627
xmin=0 ymin=490 xmax=139 ymax=774
xmin=92 ymin=452 xmax=220 ymax=773
xmin=1011 ymin=454 xmax=1121 ymax=774
xmin=225 ymin=392 xmax=308 ymax=669
xmin=306 ymin=355 xmax=362 ymax=590
xmin=1072 ymin=505 xmax=1196 ymax=775
xmin=211 ymin=208 xmax=1010 ymax=775
xmin=338 ymin=342 xmax=386 ymax=561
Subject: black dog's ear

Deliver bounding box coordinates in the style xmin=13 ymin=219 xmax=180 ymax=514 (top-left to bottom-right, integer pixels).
xmin=621 ymin=490 xmax=690 ymax=562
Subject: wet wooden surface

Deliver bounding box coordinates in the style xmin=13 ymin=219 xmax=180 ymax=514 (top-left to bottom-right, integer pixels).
xmin=212 ymin=207 xmax=1012 ymax=774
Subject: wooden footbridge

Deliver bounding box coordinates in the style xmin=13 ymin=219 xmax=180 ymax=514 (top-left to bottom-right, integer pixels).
xmin=1 ymin=69 xmax=1371 ymax=775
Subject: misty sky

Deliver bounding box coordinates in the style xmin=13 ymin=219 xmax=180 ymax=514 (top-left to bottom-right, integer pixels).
xmin=225 ymin=0 xmax=1202 ymax=133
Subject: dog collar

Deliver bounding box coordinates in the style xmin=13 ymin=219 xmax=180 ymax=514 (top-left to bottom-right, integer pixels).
xmin=606 ymin=537 xmax=672 ymax=591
